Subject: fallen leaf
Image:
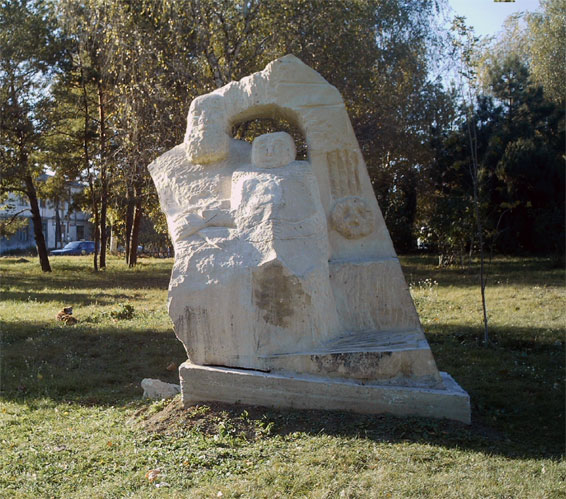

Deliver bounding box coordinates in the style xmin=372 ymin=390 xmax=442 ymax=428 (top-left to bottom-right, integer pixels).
xmin=146 ymin=469 xmax=161 ymax=482
xmin=166 ymin=362 xmax=178 ymax=372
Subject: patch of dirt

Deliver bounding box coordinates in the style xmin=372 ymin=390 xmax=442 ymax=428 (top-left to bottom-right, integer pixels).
xmin=133 ymin=397 xmax=273 ymax=441
xmin=131 ymin=396 xmax=499 ymax=450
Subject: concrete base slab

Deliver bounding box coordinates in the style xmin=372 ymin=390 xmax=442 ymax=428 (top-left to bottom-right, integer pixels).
xmin=179 ymin=362 xmax=471 ymax=424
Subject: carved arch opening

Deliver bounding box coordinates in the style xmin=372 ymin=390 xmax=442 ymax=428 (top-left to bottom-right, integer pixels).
xmin=230 ymin=110 xmax=308 ymax=161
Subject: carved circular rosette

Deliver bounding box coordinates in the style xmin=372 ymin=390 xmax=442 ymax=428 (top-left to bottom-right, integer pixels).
xmin=330 ymin=196 xmax=376 ymax=240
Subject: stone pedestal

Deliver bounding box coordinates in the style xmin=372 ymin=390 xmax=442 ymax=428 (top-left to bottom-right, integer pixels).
xmin=179 ymin=362 xmax=471 ymax=424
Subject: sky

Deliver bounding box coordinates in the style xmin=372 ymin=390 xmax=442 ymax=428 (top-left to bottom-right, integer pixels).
xmin=447 ymin=0 xmax=541 ymax=37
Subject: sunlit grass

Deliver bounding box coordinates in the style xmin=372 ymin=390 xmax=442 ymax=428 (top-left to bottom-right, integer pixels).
xmin=0 ymin=254 xmax=564 ymax=497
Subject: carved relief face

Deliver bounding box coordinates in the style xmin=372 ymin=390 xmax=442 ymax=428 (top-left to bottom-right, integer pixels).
xmin=185 ymin=94 xmax=230 ymax=164
xmin=251 ymin=132 xmax=296 ymax=169
xmin=330 ymin=196 xmax=376 ymax=239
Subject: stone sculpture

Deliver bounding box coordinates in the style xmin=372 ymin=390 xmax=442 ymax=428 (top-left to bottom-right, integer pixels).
xmin=149 ymin=55 xmax=470 ymax=423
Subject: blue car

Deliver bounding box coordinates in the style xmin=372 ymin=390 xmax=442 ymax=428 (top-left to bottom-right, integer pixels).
xmin=51 ymin=241 xmax=96 ymax=256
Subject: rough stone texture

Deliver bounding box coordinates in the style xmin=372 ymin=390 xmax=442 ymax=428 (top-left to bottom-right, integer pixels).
xmin=149 ymin=55 xmax=470 ymax=422
xmin=141 ymin=378 xmax=181 ymax=399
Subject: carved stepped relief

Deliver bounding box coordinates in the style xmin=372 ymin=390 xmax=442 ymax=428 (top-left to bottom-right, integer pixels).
xmin=327 ymin=149 xmax=362 ymax=197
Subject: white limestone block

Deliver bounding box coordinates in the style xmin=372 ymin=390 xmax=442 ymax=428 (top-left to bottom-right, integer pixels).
xmin=141 ymin=378 xmax=181 ymax=400
xmin=148 ymin=55 xmax=470 ymax=422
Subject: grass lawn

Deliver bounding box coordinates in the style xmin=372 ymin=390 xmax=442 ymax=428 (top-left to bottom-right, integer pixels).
xmin=0 ymin=254 xmax=564 ymax=497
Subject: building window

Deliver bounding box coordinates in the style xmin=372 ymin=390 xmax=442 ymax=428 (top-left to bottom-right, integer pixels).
xmin=18 ymin=226 xmax=29 ymax=241
xmin=76 ymin=225 xmax=84 ymax=240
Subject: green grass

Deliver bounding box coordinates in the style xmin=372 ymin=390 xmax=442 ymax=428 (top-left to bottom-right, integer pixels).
xmin=0 ymin=254 xmax=564 ymax=497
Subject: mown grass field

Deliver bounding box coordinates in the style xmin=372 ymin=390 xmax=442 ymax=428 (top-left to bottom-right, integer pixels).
xmin=0 ymin=255 xmax=564 ymax=497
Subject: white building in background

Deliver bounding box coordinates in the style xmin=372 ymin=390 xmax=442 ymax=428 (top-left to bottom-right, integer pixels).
xmin=0 ymin=176 xmax=92 ymax=254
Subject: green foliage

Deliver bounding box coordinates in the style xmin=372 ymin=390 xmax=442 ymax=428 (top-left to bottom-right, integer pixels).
xmin=484 ymin=58 xmax=564 ymax=254
xmin=0 ymin=0 xmax=66 ymax=271
xmin=3 ymin=0 xmax=561 ymax=262
xmin=0 ymin=0 xmax=53 ymax=189
xmin=110 ymin=303 xmax=135 ymax=321
xmin=0 ymin=212 xmax=28 ymax=238
xmin=425 ymin=16 xmax=565 ymax=259
xmin=526 ymin=0 xmax=566 ymax=104
xmin=47 ymin=0 xmax=450 ymax=256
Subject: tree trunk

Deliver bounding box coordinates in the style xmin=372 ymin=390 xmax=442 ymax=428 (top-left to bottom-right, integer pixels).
xmin=93 ymin=218 xmax=100 ymax=270
xmin=98 ymin=81 xmax=108 ymax=268
xmin=128 ymin=193 xmax=142 ymax=268
xmin=85 ymin=158 xmax=99 ymax=271
xmin=79 ymin=52 xmax=98 ymax=271
xmin=473 ymin=185 xmax=489 ymax=345
xmin=88 ymin=167 xmax=100 ymax=272
xmin=124 ymin=187 xmax=134 ymax=265
xmin=87 ymin=179 xmax=99 ymax=274
xmin=466 ymin=114 xmax=489 ymax=345
xmin=100 ymin=190 xmax=107 ymax=267
xmin=88 ymin=171 xmax=100 ymax=272
xmin=54 ymin=199 xmax=61 ymax=248
xmin=24 ymin=174 xmax=51 ymax=272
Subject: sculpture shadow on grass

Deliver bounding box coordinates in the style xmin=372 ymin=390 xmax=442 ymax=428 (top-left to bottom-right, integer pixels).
xmin=1 ymin=318 xmax=562 ymax=459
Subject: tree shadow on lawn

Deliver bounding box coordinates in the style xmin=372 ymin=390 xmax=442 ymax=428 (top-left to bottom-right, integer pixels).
xmin=0 ymin=266 xmax=171 ymax=293
xmin=1 ymin=289 xmax=138 ymax=306
xmin=400 ymin=254 xmax=564 ymax=288
xmin=0 ymin=320 xmax=186 ymax=407
xmin=1 ymin=320 xmax=563 ymax=460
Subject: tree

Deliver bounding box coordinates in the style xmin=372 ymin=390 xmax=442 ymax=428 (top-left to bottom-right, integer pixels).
xmin=474 ymin=13 xmax=565 ymax=256
xmin=425 ymin=13 xmax=565 ymax=345
xmin=50 ymin=0 xmax=450 ymax=266
xmin=443 ymin=17 xmax=491 ymax=344
xmin=485 ymin=56 xmax=565 ymax=255
xmin=99 ymin=0 xmax=188 ymax=266
xmin=0 ymin=0 xmax=61 ymax=272
xmin=470 ymin=4 xmax=565 ymax=257
xmin=55 ymin=0 xmax=115 ymax=270
xmin=43 ymin=39 xmax=98 ymax=268
xmin=527 ymin=0 xmax=566 ymax=105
